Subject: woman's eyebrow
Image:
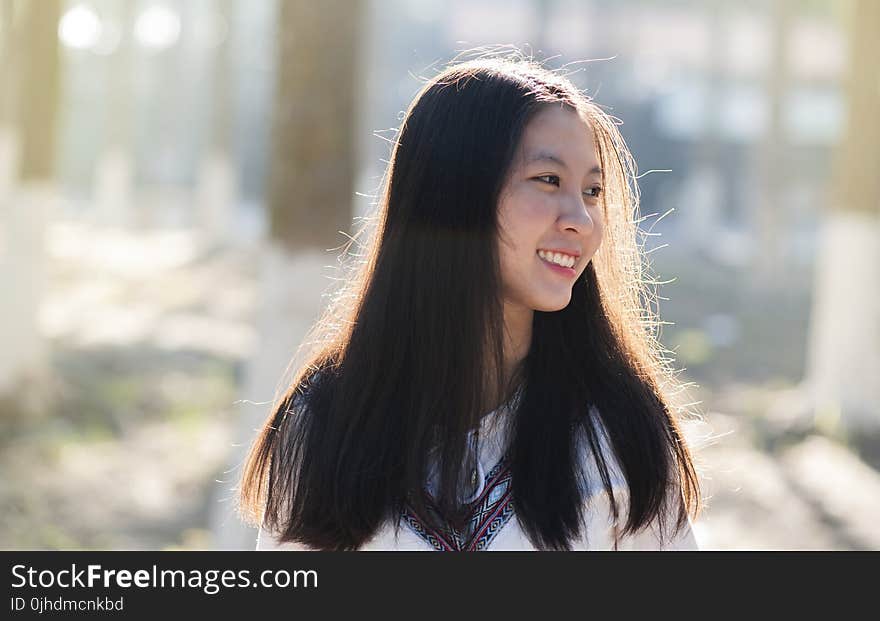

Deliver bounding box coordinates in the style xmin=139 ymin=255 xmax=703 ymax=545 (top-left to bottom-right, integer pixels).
xmin=525 ymin=150 xmax=602 ymax=176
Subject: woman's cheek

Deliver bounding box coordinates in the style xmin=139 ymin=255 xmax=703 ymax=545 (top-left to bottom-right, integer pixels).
xmin=594 ymin=213 xmax=606 ymax=247
xmin=523 ymin=194 xmax=554 ymax=223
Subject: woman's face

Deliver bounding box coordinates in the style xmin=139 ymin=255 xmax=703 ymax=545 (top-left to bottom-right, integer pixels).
xmin=496 ymin=105 xmax=604 ymax=315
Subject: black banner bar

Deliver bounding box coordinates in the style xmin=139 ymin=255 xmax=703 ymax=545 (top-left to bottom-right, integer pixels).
xmin=1 ymin=551 xmax=873 ymax=616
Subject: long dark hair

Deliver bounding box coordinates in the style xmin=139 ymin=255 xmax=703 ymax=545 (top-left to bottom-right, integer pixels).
xmin=239 ymin=55 xmax=702 ymax=550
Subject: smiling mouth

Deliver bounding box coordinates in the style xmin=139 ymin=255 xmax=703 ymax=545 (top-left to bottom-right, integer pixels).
xmin=536 ymin=253 xmax=577 ymax=277
xmin=536 ymin=249 xmax=578 ymax=269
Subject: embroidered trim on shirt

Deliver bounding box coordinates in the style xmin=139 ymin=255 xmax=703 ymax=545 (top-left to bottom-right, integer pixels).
xmin=402 ymin=457 xmax=515 ymax=551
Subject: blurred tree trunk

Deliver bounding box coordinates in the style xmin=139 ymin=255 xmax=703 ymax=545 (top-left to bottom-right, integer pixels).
xmin=805 ymin=0 xmax=880 ymax=433
xmin=532 ymin=0 xmax=553 ymax=54
xmin=196 ymin=0 xmax=239 ymax=246
xmin=94 ymin=3 xmax=135 ymax=226
xmin=212 ymin=0 xmax=363 ymax=549
xmin=751 ymin=0 xmax=793 ymax=288
xmin=0 ymin=0 xmax=20 ymax=201
xmin=0 ymin=0 xmax=59 ymax=401
xmin=266 ymin=2 xmax=360 ymax=250
xmin=682 ymin=0 xmax=724 ymax=255
xmin=0 ymin=0 xmax=20 ymax=398
xmin=17 ymin=0 xmax=59 ymax=183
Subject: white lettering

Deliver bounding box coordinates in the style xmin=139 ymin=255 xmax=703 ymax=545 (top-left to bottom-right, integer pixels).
xmin=116 ymin=569 xmax=131 ymax=587
xmin=10 ymin=565 xmax=26 ymax=588
xmin=88 ymin=564 xmax=101 ymax=587
xmin=134 ymin=570 xmax=150 ymax=587
xmin=72 ymin=565 xmax=86 ymax=588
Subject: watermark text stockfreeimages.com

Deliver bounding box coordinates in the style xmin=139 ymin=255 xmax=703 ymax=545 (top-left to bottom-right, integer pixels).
xmin=10 ymin=563 xmax=317 ymax=596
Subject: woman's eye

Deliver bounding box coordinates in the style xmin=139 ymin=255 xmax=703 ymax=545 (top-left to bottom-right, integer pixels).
xmin=583 ymin=186 xmax=603 ymax=199
xmin=535 ymin=175 xmax=560 ymax=186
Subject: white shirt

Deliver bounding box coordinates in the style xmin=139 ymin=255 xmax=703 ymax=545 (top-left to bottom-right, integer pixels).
xmin=257 ymin=399 xmax=699 ymax=551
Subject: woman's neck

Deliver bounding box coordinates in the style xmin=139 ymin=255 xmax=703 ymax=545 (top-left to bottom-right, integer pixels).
xmin=503 ymin=300 xmax=532 ymax=379
xmin=484 ymin=302 xmax=533 ymax=413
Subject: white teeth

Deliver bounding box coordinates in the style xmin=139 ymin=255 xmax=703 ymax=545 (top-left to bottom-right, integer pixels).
xmin=538 ymin=250 xmax=576 ymax=268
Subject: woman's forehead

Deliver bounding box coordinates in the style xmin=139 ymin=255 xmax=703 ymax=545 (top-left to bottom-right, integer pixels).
xmin=517 ymin=107 xmax=600 ymax=170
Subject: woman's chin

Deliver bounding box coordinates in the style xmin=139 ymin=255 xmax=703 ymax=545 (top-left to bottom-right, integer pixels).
xmin=532 ymin=293 xmax=573 ymax=313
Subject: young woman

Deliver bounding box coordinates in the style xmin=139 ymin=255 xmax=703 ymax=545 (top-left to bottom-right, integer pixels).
xmin=240 ymin=55 xmax=703 ymax=551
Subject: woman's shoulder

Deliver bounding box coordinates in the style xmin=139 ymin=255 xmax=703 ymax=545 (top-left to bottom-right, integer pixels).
xmin=256 ymin=527 xmax=311 ymax=551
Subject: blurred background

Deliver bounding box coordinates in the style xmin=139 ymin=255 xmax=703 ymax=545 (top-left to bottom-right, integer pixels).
xmin=1 ymin=0 xmax=878 ymax=550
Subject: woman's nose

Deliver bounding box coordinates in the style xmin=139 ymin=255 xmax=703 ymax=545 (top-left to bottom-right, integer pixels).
xmin=558 ymin=195 xmax=595 ymax=235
